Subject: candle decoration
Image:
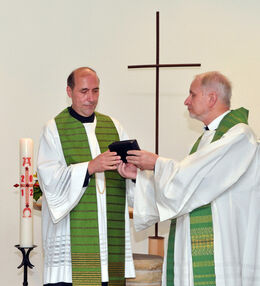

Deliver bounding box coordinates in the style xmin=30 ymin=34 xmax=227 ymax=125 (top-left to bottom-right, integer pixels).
xmin=19 ymin=138 xmax=34 ymax=247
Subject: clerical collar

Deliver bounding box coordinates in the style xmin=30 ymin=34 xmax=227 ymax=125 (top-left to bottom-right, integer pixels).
xmin=205 ymin=110 xmax=230 ymax=131
xmin=68 ymin=106 xmax=95 ymax=123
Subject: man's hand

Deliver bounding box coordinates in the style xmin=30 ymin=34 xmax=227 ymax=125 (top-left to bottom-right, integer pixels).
xmin=117 ymin=161 xmax=137 ymax=179
xmin=126 ymin=150 xmax=159 ymax=170
xmin=88 ymin=150 xmax=121 ymax=175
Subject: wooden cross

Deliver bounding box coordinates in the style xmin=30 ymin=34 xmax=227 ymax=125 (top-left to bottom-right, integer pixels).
xmin=128 ymin=11 xmax=201 ymax=237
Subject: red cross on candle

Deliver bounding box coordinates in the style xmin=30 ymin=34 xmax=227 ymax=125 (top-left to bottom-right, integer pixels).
xmin=19 ymin=138 xmax=34 ymax=247
xmin=20 ymin=165 xmax=33 ymax=217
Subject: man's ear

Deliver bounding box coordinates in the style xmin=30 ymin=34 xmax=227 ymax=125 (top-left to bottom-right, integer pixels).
xmin=66 ymin=86 xmax=72 ymax=98
xmin=208 ymin=92 xmax=217 ymax=108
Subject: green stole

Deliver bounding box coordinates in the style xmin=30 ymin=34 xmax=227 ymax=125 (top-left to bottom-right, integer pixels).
xmin=167 ymin=108 xmax=248 ymax=286
xmin=55 ymin=109 xmax=126 ymax=286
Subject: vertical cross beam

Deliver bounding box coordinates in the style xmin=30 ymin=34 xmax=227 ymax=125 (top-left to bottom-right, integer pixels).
xmin=128 ymin=11 xmax=201 ymax=237
xmin=156 ymin=11 xmax=159 ymax=155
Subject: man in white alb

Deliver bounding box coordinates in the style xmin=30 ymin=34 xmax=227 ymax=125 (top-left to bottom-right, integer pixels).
xmin=37 ymin=67 xmax=135 ymax=286
xmin=118 ymin=71 xmax=260 ymax=286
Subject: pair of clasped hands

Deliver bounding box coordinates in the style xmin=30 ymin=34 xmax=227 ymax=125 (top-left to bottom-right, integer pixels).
xmin=88 ymin=149 xmax=159 ymax=179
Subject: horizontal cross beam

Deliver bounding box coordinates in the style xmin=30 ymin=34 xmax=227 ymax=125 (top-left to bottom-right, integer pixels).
xmin=128 ymin=63 xmax=201 ymax=69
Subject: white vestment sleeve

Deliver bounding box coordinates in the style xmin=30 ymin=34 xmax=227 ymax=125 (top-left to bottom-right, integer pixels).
xmin=133 ymin=169 xmax=162 ymax=231
xmin=37 ymin=119 xmax=88 ymax=223
xmin=154 ymin=124 xmax=257 ymax=221
xmin=134 ymin=124 xmax=257 ymax=231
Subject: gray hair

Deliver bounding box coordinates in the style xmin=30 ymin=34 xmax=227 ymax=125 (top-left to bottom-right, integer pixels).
xmin=195 ymin=71 xmax=232 ymax=108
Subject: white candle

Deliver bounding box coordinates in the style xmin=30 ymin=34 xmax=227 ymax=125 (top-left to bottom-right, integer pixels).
xmin=19 ymin=138 xmax=34 ymax=247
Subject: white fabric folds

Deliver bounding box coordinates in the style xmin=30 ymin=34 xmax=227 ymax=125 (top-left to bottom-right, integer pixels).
xmin=134 ymin=123 xmax=260 ymax=286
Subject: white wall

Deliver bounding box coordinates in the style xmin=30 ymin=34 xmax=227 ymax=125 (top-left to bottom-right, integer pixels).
xmin=1 ymin=0 xmax=260 ymax=284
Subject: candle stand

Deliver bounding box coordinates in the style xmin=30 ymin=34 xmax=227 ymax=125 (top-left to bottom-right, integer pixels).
xmin=15 ymin=244 xmax=37 ymax=286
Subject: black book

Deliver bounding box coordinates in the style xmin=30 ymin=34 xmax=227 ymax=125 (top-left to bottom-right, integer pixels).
xmin=108 ymin=139 xmax=140 ymax=163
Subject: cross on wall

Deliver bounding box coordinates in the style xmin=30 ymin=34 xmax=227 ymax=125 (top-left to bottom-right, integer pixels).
xmin=128 ymin=11 xmax=201 ymax=237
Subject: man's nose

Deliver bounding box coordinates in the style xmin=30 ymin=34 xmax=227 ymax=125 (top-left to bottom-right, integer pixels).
xmin=184 ymin=95 xmax=191 ymax=105
xmin=86 ymin=91 xmax=95 ymax=101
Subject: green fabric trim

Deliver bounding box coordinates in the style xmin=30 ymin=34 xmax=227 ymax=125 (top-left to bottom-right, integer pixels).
xmin=212 ymin=107 xmax=248 ymax=142
xmin=190 ymin=135 xmax=203 ymax=155
xmin=167 ymin=108 xmax=249 ymax=286
xmin=55 ymin=109 xmax=126 ymax=286
xmin=166 ymin=220 xmax=176 ymax=285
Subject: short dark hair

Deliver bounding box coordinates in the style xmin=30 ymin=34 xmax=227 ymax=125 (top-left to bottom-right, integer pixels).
xmin=67 ymin=67 xmax=98 ymax=90
xmin=67 ymin=71 xmax=75 ymax=89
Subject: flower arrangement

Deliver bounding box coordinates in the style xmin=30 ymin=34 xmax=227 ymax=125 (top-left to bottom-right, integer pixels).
xmin=33 ymin=173 xmax=42 ymax=202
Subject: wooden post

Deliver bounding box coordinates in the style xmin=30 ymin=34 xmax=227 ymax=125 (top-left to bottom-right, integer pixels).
xmin=149 ymin=236 xmax=164 ymax=257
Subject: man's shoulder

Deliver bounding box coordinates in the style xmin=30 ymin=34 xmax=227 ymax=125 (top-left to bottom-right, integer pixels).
xmin=41 ymin=116 xmax=60 ymax=140
xmin=54 ymin=107 xmax=70 ymax=121
xmin=229 ymin=122 xmax=252 ymax=132
xmin=225 ymin=123 xmax=256 ymax=141
xmin=43 ymin=118 xmax=58 ymax=133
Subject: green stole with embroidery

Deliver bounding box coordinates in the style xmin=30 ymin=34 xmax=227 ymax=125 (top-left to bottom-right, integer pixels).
xmin=55 ymin=109 xmax=126 ymax=286
xmin=167 ymin=107 xmax=248 ymax=286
